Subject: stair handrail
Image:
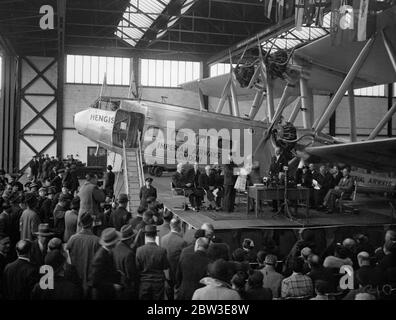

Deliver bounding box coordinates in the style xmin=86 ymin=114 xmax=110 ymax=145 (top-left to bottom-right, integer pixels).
xmin=137 ymin=131 xmax=145 ymax=187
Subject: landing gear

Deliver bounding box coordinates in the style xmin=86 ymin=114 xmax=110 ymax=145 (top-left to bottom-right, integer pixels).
xmin=148 ymin=166 xmax=155 ymax=176
xmin=154 ymin=166 xmax=164 ymax=177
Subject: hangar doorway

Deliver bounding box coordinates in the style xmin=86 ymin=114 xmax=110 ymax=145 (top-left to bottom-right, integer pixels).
xmin=87 ymin=146 xmax=107 ymax=167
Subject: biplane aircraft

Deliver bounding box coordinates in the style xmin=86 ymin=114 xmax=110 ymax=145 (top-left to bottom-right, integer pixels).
xmin=74 ymin=6 xmax=396 ymax=195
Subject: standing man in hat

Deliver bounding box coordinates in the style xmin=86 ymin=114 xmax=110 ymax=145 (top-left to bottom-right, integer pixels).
xmin=78 ymin=173 xmax=105 ymax=232
xmin=258 ymin=253 xmax=284 ymax=298
xmin=89 ymin=227 xmax=121 ymax=299
xmin=28 ymin=157 xmax=38 ymax=181
xmin=157 ymin=209 xmax=173 ymax=245
xmin=30 ymin=223 xmax=54 ymax=267
xmin=160 ymin=218 xmax=187 ymax=300
xmin=222 ymin=155 xmax=237 ymax=213
xmin=53 ymin=194 xmax=68 ymax=239
xmin=139 ymin=177 xmax=157 ymax=208
xmin=113 ymin=224 xmax=138 ymax=299
xmin=109 ymin=194 xmax=132 ymax=231
xmin=66 ymin=212 xmax=100 ymax=298
xmin=64 ymin=197 xmax=80 ymax=242
xmin=2 ymin=239 xmax=39 ymax=300
xmin=104 ymin=165 xmax=115 ymax=198
xmin=136 ymin=224 xmax=170 ymax=300
xmin=31 ymin=249 xmax=83 ymax=300
xmin=51 ymin=169 xmax=64 ymax=194
xmin=19 ymin=193 xmax=40 ymax=241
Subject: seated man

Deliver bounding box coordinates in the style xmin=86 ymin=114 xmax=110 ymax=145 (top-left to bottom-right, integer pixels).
xmin=313 ymin=165 xmax=333 ymax=209
xmin=322 ymin=167 xmax=354 ymax=213
xmin=172 ymin=163 xmax=201 ymax=211
xmin=198 ymin=165 xmax=221 ymax=211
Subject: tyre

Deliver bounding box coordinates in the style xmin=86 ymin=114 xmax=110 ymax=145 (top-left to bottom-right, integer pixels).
xmin=154 ymin=166 xmax=163 ymax=177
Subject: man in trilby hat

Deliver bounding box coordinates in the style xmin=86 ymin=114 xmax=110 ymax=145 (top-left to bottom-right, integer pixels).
xmin=89 ymin=227 xmax=121 ymax=299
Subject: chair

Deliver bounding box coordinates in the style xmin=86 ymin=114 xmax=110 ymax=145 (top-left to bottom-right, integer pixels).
xmin=338 ymin=180 xmax=358 ymax=214
xmin=170 ymin=182 xmax=187 ymax=210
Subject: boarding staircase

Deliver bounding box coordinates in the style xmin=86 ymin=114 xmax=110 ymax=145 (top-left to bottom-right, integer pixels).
xmin=122 ymin=137 xmax=145 ymax=212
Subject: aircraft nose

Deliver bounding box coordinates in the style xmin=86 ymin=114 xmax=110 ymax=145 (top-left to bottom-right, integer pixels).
xmin=74 ymin=109 xmax=90 ymax=133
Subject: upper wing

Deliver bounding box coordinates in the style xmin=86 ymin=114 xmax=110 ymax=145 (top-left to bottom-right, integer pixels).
xmin=179 ymin=73 xmax=292 ymax=100
xmin=305 ymin=138 xmax=396 ymax=172
xmin=294 ymin=9 xmax=396 ymax=94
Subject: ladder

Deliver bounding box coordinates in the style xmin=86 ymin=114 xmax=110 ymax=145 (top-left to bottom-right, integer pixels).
xmin=122 ymin=137 xmax=145 ymax=212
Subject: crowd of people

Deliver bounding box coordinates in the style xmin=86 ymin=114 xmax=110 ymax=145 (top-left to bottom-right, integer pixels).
xmin=0 ymin=152 xmax=395 ymax=300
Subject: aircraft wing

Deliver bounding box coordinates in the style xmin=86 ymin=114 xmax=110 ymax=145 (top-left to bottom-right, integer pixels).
xmin=180 ymin=73 xmax=292 ymax=100
xmin=294 ymin=8 xmax=396 ymax=93
xmin=305 ymin=138 xmax=396 ymax=172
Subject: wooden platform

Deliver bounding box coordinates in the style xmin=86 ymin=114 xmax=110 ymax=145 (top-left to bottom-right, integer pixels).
xmin=153 ymin=176 xmax=396 ymax=230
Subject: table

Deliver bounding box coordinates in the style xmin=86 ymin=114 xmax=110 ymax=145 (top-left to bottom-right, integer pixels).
xmin=247 ymin=186 xmax=310 ymax=218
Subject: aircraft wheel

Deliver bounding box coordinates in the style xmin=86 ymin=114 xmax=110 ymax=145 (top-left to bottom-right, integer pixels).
xmin=154 ymin=167 xmax=164 ymax=177
xmin=148 ymin=166 xmax=155 ymax=176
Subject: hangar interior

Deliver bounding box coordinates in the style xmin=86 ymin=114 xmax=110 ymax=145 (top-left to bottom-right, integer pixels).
xmin=0 ymin=0 xmax=395 ymax=172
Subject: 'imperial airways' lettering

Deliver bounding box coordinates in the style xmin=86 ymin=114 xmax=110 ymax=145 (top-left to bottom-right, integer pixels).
xmin=90 ymin=114 xmax=115 ymax=124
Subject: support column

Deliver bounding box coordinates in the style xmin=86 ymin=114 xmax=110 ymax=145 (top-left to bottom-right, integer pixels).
xmin=56 ymin=0 xmax=66 ymax=158
xmin=368 ymin=101 xmax=396 ymax=140
xmin=388 ymin=84 xmax=394 ymax=137
xmin=266 ymin=76 xmax=275 ymax=121
xmin=314 ymin=36 xmax=376 ymax=134
xmin=300 ymin=78 xmax=314 ymax=129
xmin=288 ymin=98 xmax=301 ymax=124
xmin=348 ymin=86 xmax=357 ymax=142
xmin=249 ymin=89 xmax=265 ymax=120
xmin=230 ymin=80 xmax=240 ymax=117
xmin=201 ymin=61 xmax=209 ymax=110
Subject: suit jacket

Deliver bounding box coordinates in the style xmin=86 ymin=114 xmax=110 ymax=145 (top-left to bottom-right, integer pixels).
xmin=104 ymin=171 xmax=115 ymax=190
xmin=2 ymin=258 xmax=39 ymax=300
xmin=30 ymin=240 xmax=47 ymax=267
xmin=176 ymin=250 xmax=210 ymax=300
xmin=223 ymin=162 xmax=237 ymax=186
xmin=51 ymin=176 xmax=63 ymax=193
xmin=295 ymin=169 xmax=313 ymax=188
xmin=314 ymin=172 xmax=333 ymax=191
xmin=78 ymin=181 xmax=105 ymax=217
xmin=139 ymin=186 xmax=157 ymax=206
xmin=113 ymin=241 xmax=138 ymax=296
xmin=0 ymin=211 xmax=10 ymax=236
xmin=109 ymin=207 xmax=131 ymax=231
xmin=66 ymin=229 xmax=100 ymax=291
xmin=31 ymin=276 xmax=83 ymax=300
xmin=19 ymin=208 xmax=41 ymax=241
xmin=161 ymin=232 xmax=187 ymax=282
xmin=198 ymin=173 xmax=216 ymax=190
xmin=337 ymin=175 xmax=354 ymax=197
xmin=172 ymin=172 xmax=186 ymax=188
xmin=269 ymin=155 xmax=287 ymax=178
xmin=89 ymin=247 xmax=120 ymax=299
